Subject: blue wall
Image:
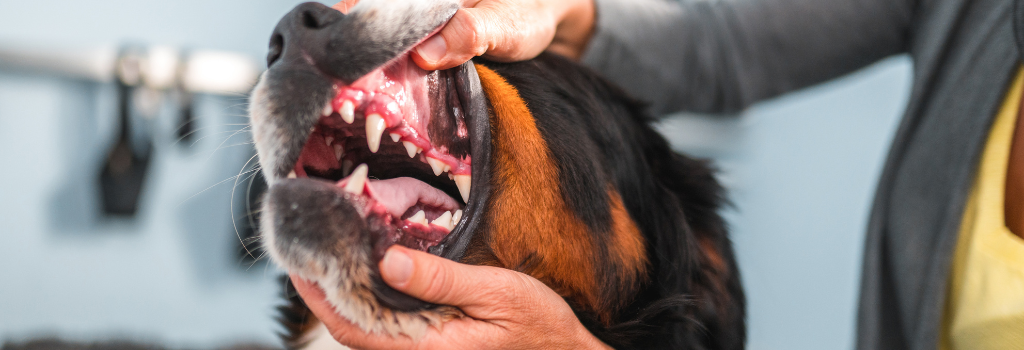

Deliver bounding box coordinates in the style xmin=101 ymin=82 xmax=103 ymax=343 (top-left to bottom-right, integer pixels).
xmin=0 ymin=1 xmax=911 ymax=349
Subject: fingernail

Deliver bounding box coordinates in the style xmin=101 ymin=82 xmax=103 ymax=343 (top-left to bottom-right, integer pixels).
xmin=416 ymin=35 xmax=447 ymax=64
xmin=382 ymin=247 xmax=414 ymax=286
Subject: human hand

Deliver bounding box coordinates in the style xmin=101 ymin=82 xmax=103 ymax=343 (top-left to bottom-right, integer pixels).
xmin=331 ymin=0 xmax=596 ymax=70
xmin=290 ymin=245 xmax=612 ymax=350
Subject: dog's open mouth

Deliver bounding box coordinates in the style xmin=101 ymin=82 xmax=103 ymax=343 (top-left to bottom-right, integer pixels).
xmin=283 ymin=53 xmax=474 ymax=258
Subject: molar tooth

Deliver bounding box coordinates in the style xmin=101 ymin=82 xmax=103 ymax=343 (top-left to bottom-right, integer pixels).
xmin=454 ymin=175 xmax=471 ymax=203
xmin=333 ymin=144 xmax=344 ymax=160
xmin=365 ymin=114 xmax=385 ymax=153
xmin=342 ymin=160 xmax=354 ymax=176
xmin=409 ymin=210 xmax=427 ymax=225
xmin=426 ymin=157 xmax=446 ymax=176
xmin=287 ymin=171 xmax=297 ymax=179
xmin=452 ymin=210 xmax=463 ymax=225
xmin=343 ymin=164 xmax=368 ymax=194
xmin=403 ymin=141 xmax=421 ymax=158
xmin=340 ymin=100 xmax=355 ymax=124
xmin=431 ymin=211 xmax=452 ymax=229
xmin=389 ymin=133 xmax=401 ymax=143
xmin=321 ymin=101 xmax=333 ymax=117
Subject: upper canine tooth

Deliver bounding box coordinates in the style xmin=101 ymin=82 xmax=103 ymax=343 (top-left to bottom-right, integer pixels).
xmin=452 ymin=210 xmax=463 ymax=225
xmin=340 ymin=100 xmax=355 ymax=124
xmin=343 ymin=164 xmax=368 ymax=194
xmin=454 ymin=174 xmax=471 ymax=202
xmin=409 ymin=210 xmax=427 ymax=225
xmin=431 ymin=211 xmax=452 ymax=229
xmin=403 ymin=141 xmax=420 ymax=158
xmin=389 ymin=133 xmax=401 ymax=143
xmin=321 ymin=101 xmax=333 ymax=117
xmin=426 ymin=157 xmax=446 ymax=176
xmin=365 ymin=114 xmax=385 ymax=153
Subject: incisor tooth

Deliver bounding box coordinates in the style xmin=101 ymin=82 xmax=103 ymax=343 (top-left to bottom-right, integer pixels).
xmin=454 ymin=174 xmax=471 ymax=202
xmin=333 ymin=144 xmax=344 ymax=160
xmin=403 ymin=141 xmax=420 ymax=158
xmin=452 ymin=210 xmax=462 ymax=225
xmin=431 ymin=211 xmax=452 ymax=229
xmin=321 ymin=101 xmax=332 ymax=117
xmin=343 ymin=164 xmax=368 ymax=194
xmin=390 ymin=133 xmax=401 ymax=143
xmin=409 ymin=210 xmax=427 ymax=225
xmin=365 ymin=114 xmax=385 ymax=153
xmin=287 ymin=171 xmax=297 ymax=179
xmin=426 ymin=157 xmax=446 ymax=176
xmin=340 ymin=100 xmax=355 ymax=124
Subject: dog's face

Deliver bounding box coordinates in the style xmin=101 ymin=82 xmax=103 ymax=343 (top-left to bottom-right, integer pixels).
xmin=251 ymin=1 xmax=744 ymax=349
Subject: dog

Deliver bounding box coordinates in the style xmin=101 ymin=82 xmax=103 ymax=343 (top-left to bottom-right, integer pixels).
xmin=249 ymin=1 xmax=745 ymax=349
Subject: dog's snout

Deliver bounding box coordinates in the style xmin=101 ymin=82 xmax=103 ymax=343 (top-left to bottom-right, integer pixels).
xmin=268 ymin=2 xmax=344 ymax=67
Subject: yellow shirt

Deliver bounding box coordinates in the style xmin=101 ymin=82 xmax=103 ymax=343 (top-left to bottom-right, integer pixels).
xmin=940 ymin=68 xmax=1024 ymax=350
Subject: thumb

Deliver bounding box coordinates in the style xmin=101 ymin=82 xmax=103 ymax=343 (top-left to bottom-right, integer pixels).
xmin=411 ymin=6 xmax=554 ymax=71
xmin=379 ymin=245 xmax=523 ymax=310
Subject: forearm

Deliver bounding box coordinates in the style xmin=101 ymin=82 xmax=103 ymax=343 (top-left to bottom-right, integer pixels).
xmin=581 ymin=0 xmax=914 ymax=116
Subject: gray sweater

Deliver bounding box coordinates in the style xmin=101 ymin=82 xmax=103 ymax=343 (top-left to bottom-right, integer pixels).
xmin=581 ymin=0 xmax=1022 ymax=349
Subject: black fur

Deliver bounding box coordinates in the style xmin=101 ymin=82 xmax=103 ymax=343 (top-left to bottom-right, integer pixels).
xmin=478 ymin=53 xmax=746 ymax=350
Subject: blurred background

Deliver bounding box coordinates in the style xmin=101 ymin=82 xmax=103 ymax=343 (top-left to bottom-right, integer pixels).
xmin=0 ymin=0 xmax=910 ymax=349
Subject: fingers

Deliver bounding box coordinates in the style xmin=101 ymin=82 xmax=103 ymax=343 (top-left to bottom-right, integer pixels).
xmin=331 ymin=0 xmax=360 ymax=14
xmin=379 ymin=245 xmax=531 ymax=313
xmin=412 ymin=4 xmax=556 ymax=70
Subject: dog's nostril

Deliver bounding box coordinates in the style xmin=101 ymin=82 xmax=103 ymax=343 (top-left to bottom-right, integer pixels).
xmin=267 ymin=33 xmax=284 ymax=66
xmin=302 ymin=10 xmax=322 ymax=29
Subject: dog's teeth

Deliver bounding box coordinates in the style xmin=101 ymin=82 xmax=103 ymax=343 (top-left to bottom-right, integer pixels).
xmin=340 ymin=100 xmax=355 ymax=124
xmin=342 ymin=160 xmax=354 ymax=176
xmin=409 ymin=210 xmax=427 ymax=225
xmin=333 ymin=143 xmax=344 ymax=160
xmin=426 ymin=157 xmax=446 ymax=176
xmin=366 ymin=114 xmax=386 ymax=153
xmin=448 ymin=173 xmax=454 ymax=180
xmin=287 ymin=171 xmax=297 ymax=179
xmin=343 ymin=164 xmax=368 ymax=194
xmin=321 ymin=101 xmax=333 ymax=117
xmin=452 ymin=210 xmax=463 ymax=225
xmin=454 ymin=174 xmax=471 ymax=202
xmin=325 ymin=136 xmax=334 ymax=146
xmin=389 ymin=133 xmax=401 ymax=143
xmin=431 ymin=211 xmax=452 ymax=229
xmin=403 ymin=141 xmax=421 ymax=158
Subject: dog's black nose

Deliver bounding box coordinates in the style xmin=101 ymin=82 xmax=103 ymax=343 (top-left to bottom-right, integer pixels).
xmin=267 ymin=2 xmax=343 ymax=68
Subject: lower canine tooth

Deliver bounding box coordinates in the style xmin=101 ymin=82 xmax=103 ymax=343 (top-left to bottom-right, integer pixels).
xmin=403 ymin=141 xmax=421 ymax=158
xmin=454 ymin=174 xmax=471 ymax=203
xmin=452 ymin=210 xmax=463 ymax=225
xmin=409 ymin=210 xmax=427 ymax=225
xmin=431 ymin=211 xmax=452 ymax=229
xmin=340 ymin=100 xmax=355 ymax=124
xmin=426 ymin=157 xmax=446 ymax=176
xmin=343 ymin=164 xmax=368 ymax=194
xmin=366 ymin=114 xmax=385 ymax=153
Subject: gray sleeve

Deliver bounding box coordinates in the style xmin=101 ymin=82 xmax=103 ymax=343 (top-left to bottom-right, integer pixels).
xmin=581 ymin=0 xmax=915 ymax=116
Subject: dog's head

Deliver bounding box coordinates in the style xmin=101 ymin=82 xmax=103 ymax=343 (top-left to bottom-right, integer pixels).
xmin=251 ymin=1 xmax=743 ymax=348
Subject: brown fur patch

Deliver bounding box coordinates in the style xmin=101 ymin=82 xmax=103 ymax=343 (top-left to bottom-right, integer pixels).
xmin=463 ymin=64 xmax=649 ymax=325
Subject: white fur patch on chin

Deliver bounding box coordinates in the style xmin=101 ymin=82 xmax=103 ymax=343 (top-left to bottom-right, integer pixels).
xmin=301 ymin=322 xmax=350 ymax=350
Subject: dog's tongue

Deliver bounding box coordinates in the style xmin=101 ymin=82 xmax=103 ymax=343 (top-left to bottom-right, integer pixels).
xmin=365 ymin=177 xmax=460 ymax=218
xmin=337 ymin=173 xmax=461 ymax=220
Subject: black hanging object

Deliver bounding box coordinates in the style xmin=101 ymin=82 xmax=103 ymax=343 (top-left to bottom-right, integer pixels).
xmin=175 ymin=50 xmax=197 ymax=143
xmin=98 ymin=46 xmax=154 ymax=216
